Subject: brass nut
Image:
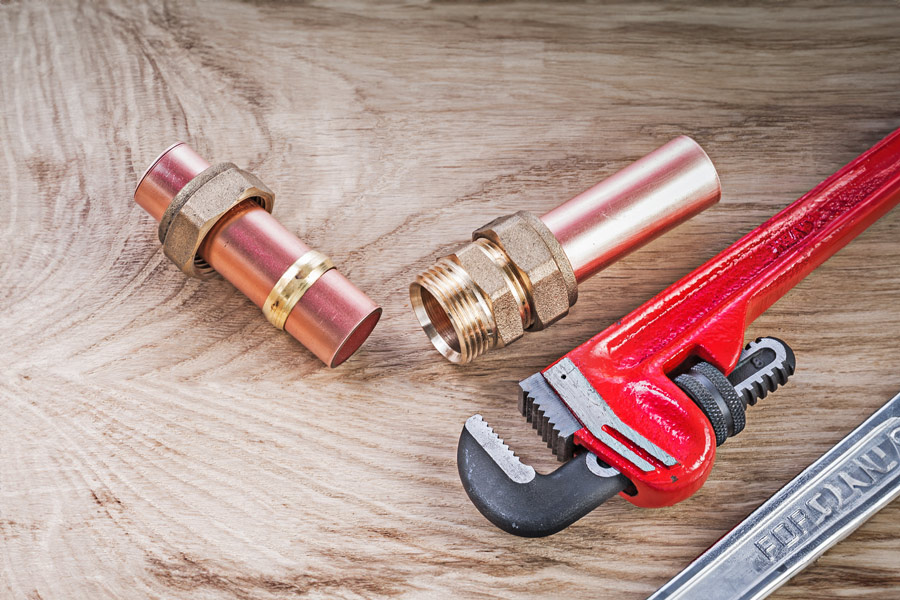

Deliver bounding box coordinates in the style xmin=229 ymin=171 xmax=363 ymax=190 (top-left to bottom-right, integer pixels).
xmin=159 ymin=163 xmax=275 ymax=279
xmin=474 ymin=211 xmax=577 ymax=330
xmin=452 ymin=239 xmax=526 ymax=347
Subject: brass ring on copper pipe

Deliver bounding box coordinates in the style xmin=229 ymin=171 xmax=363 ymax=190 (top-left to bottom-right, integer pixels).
xmin=263 ymin=250 xmax=335 ymax=329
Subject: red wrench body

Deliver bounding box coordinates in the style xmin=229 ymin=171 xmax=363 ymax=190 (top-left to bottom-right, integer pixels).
xmin=546 ymin=129 xmax=900 ymax=508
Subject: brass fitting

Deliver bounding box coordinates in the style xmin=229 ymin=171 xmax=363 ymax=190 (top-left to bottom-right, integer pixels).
xmin=159 ymin=162 xmax=274 ymax=278
xmin=474 ymin=211 xmax=578 ymax=329
xmin=410 ymin=136 xmax=722 ymax=364
xmin=411 ymin=212 xmax=577 ymax=363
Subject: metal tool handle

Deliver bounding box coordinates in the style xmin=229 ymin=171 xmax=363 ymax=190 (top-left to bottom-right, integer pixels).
xmin=597 ymin=128 xmax=900 ymax=378
xmin=648 ymin=392 xmax=900 ymax=600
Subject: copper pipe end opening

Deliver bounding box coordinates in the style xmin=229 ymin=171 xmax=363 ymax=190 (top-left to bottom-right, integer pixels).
xmin=286 ymin=268 xmax=383 ymax=368
xmin=330 ymin=306 xmax=383 ymax=368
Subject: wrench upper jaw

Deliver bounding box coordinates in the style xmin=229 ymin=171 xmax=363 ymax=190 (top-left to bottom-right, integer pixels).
xmin=458 ymin=415 xmax=629 ymax=537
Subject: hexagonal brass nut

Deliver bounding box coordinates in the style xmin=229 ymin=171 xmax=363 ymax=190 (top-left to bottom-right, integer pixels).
xmin=474 ymin=211 xmax=577 ymax=330
xmin=452 ymin=239 xmax=525 ymax=347
xmin=159 ymin=163 xmax=274 ymax=279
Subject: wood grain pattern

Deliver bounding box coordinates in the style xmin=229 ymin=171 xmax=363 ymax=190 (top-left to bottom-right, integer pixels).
xmin=2 ymin=1 xmax=899 ymax=598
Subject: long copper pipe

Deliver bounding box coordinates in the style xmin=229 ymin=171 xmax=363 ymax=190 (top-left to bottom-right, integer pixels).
xmin=135 ymin=143 xmax=381 ymax=367
xmin=541 ymin=136 xmax=721 ymax=282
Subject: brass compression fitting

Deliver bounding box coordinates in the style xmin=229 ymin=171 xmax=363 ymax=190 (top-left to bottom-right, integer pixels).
xmin=410 ymin=136 xmax=721 ymax=364
xmin=134 ymin=143 xmax=382 ymax=367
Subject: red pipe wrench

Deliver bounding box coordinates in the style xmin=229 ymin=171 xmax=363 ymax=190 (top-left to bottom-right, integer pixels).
xmin=458 ymin=129 xmax=900 ymax=536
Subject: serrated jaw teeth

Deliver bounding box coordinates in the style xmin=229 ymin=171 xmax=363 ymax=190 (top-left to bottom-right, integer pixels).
xmin=518 ymin=373 xmax=580 ymax=462
xmin=464 ymin=415 xmax=536 ymax=484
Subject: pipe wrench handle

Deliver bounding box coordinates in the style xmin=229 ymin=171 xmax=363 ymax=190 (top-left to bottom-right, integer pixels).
xmin=600 ymin=128 xmax=900 ymax=377
xmin=560 ymin=129 xmax=900 ymax=507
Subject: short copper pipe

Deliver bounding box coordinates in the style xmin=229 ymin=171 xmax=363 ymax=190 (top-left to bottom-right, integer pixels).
xmin=134 ymin=142 xmax=381 ymax=367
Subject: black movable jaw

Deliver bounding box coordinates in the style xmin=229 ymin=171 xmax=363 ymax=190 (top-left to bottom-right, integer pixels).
xmin=458 ymin=415 xmax=629 ymax=537
xmin=457 ymin=337 xmax=796 ymax=537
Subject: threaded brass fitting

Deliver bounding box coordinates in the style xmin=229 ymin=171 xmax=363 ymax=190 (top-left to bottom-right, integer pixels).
xmin=159 ymin=162 xmax=274 ymax=278
xmin=410 ymin=136 xmax=722 ymax=364
xmin=410 ymin=211 xmax=577 ymax=364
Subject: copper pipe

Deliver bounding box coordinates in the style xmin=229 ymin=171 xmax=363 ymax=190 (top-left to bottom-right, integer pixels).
xmin=135 ymin=142 xmax=210 ymax=222
xmin=410 ymin=136 xmax=721 ymax=364
xmin=542 ymin=136 xmax=721 ymax=282
xmin=134 ymin=142 xmax=381 ymax=367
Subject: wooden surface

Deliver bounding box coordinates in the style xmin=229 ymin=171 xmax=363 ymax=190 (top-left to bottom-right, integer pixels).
xmin=2 ymin=1 xmax=899 ymax=598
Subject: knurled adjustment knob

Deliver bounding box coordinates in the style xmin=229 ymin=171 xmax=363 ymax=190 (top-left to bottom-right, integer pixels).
xmin=675 ymin=337 xmax=796 ymax=446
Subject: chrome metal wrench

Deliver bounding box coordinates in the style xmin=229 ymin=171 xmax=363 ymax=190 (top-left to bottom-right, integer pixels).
xmin=648 ymin=391 xmax=900 ymax=600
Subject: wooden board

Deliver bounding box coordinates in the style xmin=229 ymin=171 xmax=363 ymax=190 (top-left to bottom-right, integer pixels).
xmin=2 ymin=1 xmax=899 ymax=597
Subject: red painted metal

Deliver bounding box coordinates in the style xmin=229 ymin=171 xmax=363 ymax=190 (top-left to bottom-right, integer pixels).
xmin=544 ymin=129 xmax=900 ymax=508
